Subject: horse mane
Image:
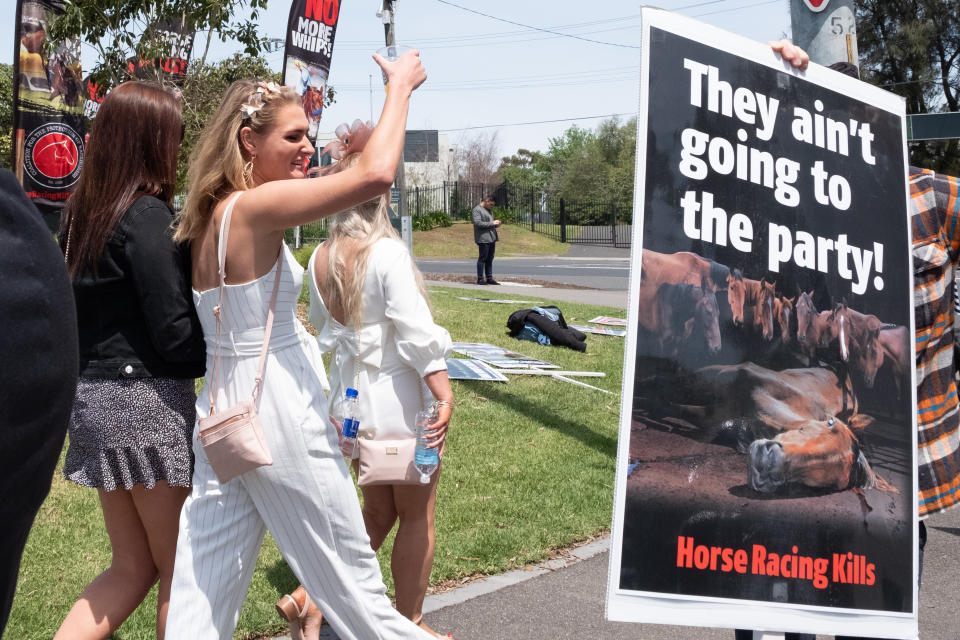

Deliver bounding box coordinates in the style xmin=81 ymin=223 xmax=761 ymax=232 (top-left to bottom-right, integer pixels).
xmin=709 ymin=260 xmax=730 ymax=289
xmin=731 ymin=268 xmax=743 ymax=280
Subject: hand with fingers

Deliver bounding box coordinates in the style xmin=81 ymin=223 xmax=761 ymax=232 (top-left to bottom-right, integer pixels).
xmin=768 ymin=38 xmax=810 ymax=72
xmin=425 ymin=401 xmax=453 ymax=458
xmin=372 ymin=48 xmax=427 ymax=94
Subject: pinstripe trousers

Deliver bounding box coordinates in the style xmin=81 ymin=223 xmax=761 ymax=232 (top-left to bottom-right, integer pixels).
xmin=166 ymin=337 xmax=433 ymax=640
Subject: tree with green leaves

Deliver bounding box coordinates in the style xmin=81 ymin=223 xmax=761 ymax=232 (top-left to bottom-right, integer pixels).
xmin=502 ymin=117 xmax=637 ymax=205
xmin=496 ymin=149 xmax=546 ymax=188
xmin=857 ymin=0 xmax=960 ymax=173
xmin=48 ymin=0 xmax=270 ymax=90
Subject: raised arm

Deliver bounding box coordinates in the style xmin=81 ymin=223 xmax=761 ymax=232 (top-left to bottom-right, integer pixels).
xmin=240 ymin=50 xmax=426 ymax=231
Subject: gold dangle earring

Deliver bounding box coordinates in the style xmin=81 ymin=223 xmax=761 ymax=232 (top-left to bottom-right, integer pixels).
xmin=242 ymin=158 xmax=255 ymax=188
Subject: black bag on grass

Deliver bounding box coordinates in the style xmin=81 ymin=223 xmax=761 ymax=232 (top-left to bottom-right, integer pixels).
xmin=507 ymin=305 xmax=587 ymax=352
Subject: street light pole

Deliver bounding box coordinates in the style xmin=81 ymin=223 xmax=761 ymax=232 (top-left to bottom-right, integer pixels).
xmin=790 ymin=0 xmax=858 ymax=70
xmin=378 ymin=0 xmax=412 ymax=252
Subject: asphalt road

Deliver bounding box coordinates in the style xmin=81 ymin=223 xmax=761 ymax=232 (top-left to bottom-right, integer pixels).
xmin=415 ymin=255 xmax=631 ymax=291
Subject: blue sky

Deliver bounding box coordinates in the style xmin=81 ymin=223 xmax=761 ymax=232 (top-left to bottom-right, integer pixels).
xmin=3 ymin=0 xmax=792 ymax=157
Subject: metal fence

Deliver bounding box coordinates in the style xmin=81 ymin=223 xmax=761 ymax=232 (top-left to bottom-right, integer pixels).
xmin=289 ymin=181 xmax=633 ymax=248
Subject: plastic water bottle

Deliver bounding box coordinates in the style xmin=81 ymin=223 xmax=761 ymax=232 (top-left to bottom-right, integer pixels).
xmin=414 ymin=403 xmax=440 ymax=483
xmin=340 ymin=387 xmax=360 ymax=458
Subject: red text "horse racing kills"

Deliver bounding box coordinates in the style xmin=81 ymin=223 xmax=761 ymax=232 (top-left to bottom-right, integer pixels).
xmin=676 ymin=536 xmax=877 ymax=590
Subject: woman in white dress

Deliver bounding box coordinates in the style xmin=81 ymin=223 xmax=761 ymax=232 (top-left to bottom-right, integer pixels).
xmin=276 ymin=122 xmax=454 ymax=640
xmin=165 ymin=51 xmax=435 ymax=640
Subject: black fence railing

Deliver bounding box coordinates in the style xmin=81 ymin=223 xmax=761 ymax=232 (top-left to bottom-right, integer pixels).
xmin=291 ymin=181 xmax=633 ymax=248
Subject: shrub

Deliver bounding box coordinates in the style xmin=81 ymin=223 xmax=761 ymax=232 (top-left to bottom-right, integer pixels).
xmin=413 ymin=211 xmax=453 ymax=232
xmin=292 ymin=242 xmax=318 ymax=269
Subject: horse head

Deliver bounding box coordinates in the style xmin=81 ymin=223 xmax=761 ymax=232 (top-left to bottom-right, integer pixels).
xmin=849 ymin=313 xmax=885 ymax=388
xmin=754 ymin=278 xmax=776 ymax=341
xmin=747 ymin=415 xmax=892 ymax=494
xmin=695 ymin=280 xmax=722 ymax=354
xmin=726 ymin=269 xmax=745 ymax=326
xmin=796 ymin=291 xmax=818 ymax=350
xmin=774 ymin=295 xmax=795 ymax=343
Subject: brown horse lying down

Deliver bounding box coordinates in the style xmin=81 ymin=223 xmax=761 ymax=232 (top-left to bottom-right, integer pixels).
xmin=688 ymin=363 xmax=895 ymax=494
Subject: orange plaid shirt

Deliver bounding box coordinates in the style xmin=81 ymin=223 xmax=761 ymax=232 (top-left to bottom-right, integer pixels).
xmin=910 ymin=168 xmax=960 ymax=517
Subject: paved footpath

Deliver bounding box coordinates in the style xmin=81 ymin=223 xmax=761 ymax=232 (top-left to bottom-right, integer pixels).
xmin=274 ymin=269 xmax=959 ymax=640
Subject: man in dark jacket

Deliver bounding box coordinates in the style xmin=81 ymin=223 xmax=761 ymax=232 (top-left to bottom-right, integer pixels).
xmin=472 ymin=194 xmax=501 ymax=285
xmin=0 ymin=169 xmax=78 ymax=632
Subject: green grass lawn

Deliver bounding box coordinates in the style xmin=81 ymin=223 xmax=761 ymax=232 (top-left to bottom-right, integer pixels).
xmin=7 ymin=287 xmax=625 ymax=640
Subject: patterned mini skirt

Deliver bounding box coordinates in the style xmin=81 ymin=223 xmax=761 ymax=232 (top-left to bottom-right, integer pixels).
xmin=64 ymin=377 xmax=196 ymax=491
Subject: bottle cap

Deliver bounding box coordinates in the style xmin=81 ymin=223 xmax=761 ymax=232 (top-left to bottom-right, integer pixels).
xmin=420 ymin=473 xmax=431 ymax=484
xmin=346 ymin=387 xmax=358 ymax=398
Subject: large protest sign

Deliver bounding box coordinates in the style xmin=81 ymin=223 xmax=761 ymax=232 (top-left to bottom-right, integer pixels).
xmin=282 ymin=0 xmax=341 ymax=145
xmin=607 ymin=9 xmax=916 ymax=639
xmin=13 ymin=0 xmax=85 ymax=225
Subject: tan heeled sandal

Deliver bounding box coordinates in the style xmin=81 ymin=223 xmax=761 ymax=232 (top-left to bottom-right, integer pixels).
xmin=411 ymin=614 xmax=454 ymax=639
xmin=275 ymin=586 xmax=322 ymax=640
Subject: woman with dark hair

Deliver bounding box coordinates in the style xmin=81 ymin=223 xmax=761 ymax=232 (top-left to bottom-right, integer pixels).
xmin=55 ymin=81 xmax=205 ymax=640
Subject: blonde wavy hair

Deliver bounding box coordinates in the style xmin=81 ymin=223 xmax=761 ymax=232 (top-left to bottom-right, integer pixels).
xmin=323 ymin=152 xmax=429 ymax=327
xmin=173 ymin=79 xmax=298 ymax=242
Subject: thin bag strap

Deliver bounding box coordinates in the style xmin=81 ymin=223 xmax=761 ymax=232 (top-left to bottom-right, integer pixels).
xmin=207 ymin=192 xmax=243 ymax=414
xmin=252 ymin=246 xmax=283 ymax=406
xmin=208 ymin=193 xmax=284 ymax=412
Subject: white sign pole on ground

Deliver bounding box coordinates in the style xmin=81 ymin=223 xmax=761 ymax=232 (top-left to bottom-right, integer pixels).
xmin=607 ymin=7 xmax=916 ymax=639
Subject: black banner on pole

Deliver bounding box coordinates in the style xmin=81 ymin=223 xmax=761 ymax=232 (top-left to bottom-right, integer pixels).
xmin=126 ymin=17 xmax=196 ymax=87
xmin=281 ymin=0 xmax=341 ymax=145
xmin=13 ymin=0 xmax=86 ymax=225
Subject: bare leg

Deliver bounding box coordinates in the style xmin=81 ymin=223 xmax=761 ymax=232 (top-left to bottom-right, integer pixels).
xmin=360 ymin=485 xmax=399 ymax=551
xmin=391 ymin=467 xmax=440 ymax=634
xmin=54 ymin=488 xmax=159 ymax=640
xmin=128 ymin=480 xmax=189 ymax=640
xmin=359 ymin=466 xmax=442 ymax=636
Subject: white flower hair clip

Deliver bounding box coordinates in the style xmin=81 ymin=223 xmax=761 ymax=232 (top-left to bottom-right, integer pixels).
xmin=239 ymin=82 xmax=283 ymax=119
xmin=322 ymin=119 xmax=375 ymax=161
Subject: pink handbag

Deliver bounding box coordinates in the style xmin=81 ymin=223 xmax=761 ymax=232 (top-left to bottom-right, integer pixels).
xmin=356 ymin=437 xmax=421 ymax=485
xmin=197 ymin=193 xmax=281 ymax=484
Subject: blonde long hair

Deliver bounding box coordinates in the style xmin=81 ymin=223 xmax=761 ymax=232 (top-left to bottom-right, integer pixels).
xmin=173 ymin=79 xmax=298 ymax=242
xmin=324 ymin=156 xmax=429 ymax=327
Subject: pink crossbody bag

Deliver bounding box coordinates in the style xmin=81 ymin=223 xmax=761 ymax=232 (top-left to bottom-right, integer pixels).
xmin=197 ymin=193 xmax=281 ymax=483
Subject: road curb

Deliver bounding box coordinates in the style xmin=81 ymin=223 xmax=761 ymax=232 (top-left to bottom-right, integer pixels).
xmin=423 ymin=535 xmax=611 ymax=614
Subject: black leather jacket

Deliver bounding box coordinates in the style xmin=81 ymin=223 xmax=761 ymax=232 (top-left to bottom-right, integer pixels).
xmin=64 ymin=196 xmax=205 ymax=379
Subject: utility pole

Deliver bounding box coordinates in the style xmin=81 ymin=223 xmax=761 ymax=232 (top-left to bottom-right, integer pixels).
xmin=378 ymin=0 xmax=412 ymax=253
xmin=790 ymin=0 xmax=858 ymax=70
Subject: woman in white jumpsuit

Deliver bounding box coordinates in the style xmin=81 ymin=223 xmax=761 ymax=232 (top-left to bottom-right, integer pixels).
xmin=165 ymin=51 xmax=434 ymax=640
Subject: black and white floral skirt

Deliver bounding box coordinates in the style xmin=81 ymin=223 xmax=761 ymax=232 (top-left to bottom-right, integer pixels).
xmin=64 ymin=377 xmax=196 ymax=491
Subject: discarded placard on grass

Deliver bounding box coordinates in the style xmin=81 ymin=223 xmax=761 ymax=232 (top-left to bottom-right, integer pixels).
xmin=457 ymin=297 xmax=538 ymax=305
xmin=451 ymin=342 xmax=558 ymax=369
xmin=445 ymin=358 xmax=509 ymax=382
xmin=570 ymin=323 xmax=627 ymax=337
xmin=589 ymin=316 xmax=628 ymax=326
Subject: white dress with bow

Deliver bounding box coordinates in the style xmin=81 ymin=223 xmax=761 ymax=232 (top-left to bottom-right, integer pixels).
xmin=308 ymin=238 xmax=452 ymax=440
